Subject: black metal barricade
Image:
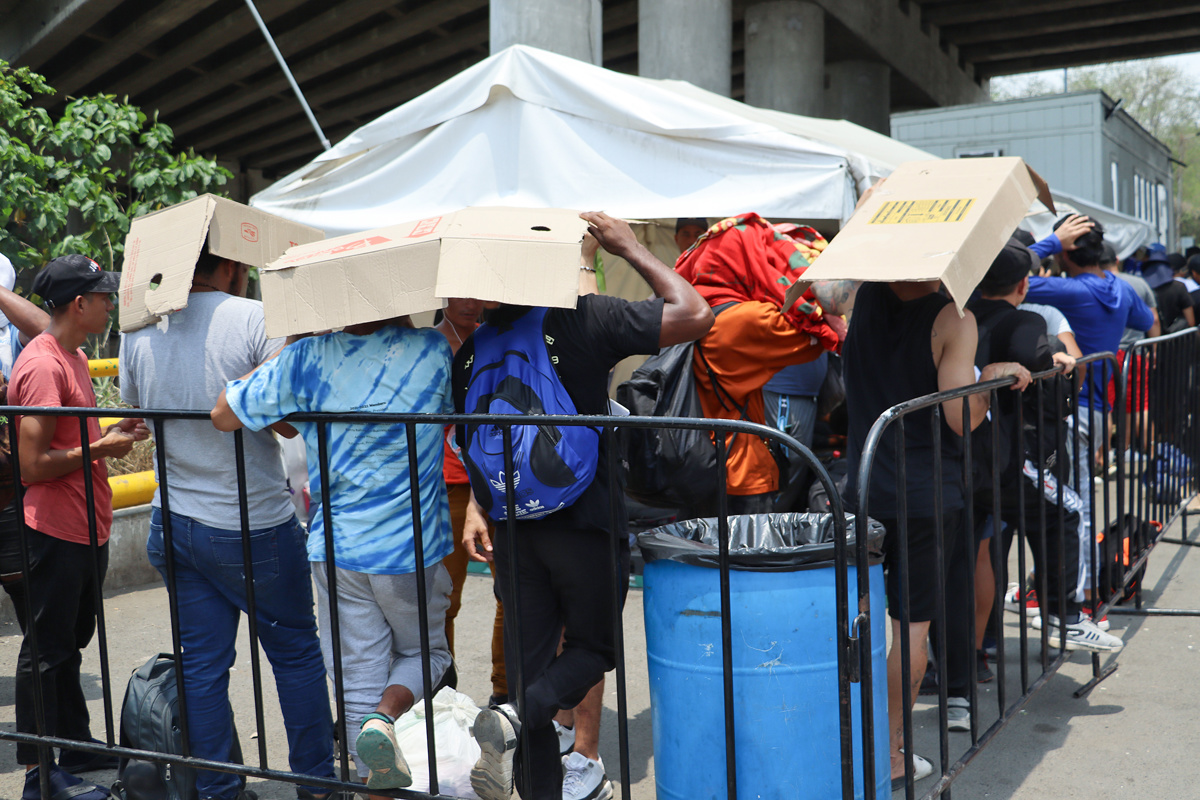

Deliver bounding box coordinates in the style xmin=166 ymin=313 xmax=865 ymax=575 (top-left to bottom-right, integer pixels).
xmin=0 ymin=407 xmax=866 ymax=800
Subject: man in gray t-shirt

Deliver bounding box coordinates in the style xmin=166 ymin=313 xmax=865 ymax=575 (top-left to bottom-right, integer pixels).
xmin=119 ymin=252 xmax=336 ymax=800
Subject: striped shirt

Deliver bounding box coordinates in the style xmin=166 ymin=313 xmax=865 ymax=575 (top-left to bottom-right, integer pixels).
xmin=225 ymin=325 xmax=453 ymax=574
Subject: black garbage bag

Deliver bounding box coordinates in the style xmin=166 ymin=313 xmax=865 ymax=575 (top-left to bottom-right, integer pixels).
xmin=638 ymin=512 xmax=886 ymax=572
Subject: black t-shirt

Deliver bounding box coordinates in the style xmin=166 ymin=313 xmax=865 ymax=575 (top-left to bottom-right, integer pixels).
xmin=1155 ymin=280 xmax=1194 ymax=331
xmin=453 ymin=294 xmax=664 ymax=533
xmin=844 ymin=283 xmax=963 ymax=518
xmin=970 ymin=298 xmax=1053 ymax=487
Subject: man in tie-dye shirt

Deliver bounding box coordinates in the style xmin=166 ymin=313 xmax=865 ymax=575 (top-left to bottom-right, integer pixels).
xmin=213 ymin=316 xmax=453 ymax=797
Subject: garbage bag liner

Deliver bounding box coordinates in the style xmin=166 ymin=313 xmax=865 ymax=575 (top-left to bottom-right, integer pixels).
xmin=638 ymin=512 xmax=885 ymax=572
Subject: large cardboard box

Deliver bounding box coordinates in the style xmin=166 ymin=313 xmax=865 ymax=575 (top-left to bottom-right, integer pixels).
xmin=261 ymin=207 xmax=587 ymax=339
xmin=788 ymin=157 xmax=1053 ymax=312
xmin=119 ymin=194 xmax=323 ymax=332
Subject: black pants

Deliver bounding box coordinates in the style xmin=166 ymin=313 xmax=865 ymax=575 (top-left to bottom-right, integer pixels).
xmin=0 ymin=503 xmax=28 ymax=632
xmin=492 ymin=523 xmax=630 ymax=800
xmin=15 ymin=529 xmax=108 ymax=765
xmin=991 ymin=467 xmax=1084 ymax=621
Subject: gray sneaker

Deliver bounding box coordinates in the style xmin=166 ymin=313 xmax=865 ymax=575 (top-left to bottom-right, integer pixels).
xmin=471 ymin=704 xmax=520 ymax=800
xmin=1042 ymin=615 xmax=1124 ymax=652
xmin=946 ymin=696 xmax=970 ymax=732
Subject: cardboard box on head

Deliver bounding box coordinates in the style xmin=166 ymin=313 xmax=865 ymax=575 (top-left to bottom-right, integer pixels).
xmin=785 ymin=157 xmax=1054 ymax=315
xmin=118 ymin=194 xmax=324 ymax=332
xmin=260 ymin=206 xmax=588 ymax=339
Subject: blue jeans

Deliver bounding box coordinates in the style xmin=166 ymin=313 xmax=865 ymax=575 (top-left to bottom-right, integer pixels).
xmin=148 ymin=510 xmax=334 ymax=799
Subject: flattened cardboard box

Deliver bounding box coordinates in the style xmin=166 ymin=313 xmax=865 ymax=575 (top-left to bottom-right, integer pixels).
xmin=118 ymin=194 xmax=324 ymax=332
xmin=787 ymin=157 xmax=1054 ymax=313
xmin=261 ymin=207 xmax=587 ymax=339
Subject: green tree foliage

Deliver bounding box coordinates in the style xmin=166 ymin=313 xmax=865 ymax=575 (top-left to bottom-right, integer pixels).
xmin=0 ymin=59 xmax=232 ymax=277
xmin=992 ymin=59 xmax=1200 ymax=241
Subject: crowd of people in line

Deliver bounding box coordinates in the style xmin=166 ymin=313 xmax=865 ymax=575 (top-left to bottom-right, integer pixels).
xmin=0 ymin=192 xmax=1186 ymax=800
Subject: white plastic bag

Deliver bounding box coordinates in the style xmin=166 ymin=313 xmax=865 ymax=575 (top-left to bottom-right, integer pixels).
xmin=393 ymin=687 xmax=482 ymax=798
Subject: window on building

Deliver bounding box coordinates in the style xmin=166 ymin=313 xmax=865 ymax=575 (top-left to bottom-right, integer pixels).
xmin=955 ymin=147 xmax=1004 ymax=158
xmin=1111 ymin=161 xmax=1120 ymax=212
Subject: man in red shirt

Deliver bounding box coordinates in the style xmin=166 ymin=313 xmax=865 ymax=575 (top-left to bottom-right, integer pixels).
xmin=8 ymin=254 xmax=147 ymax=800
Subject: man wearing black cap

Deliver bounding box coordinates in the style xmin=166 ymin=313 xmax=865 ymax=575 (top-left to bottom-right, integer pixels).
xmin=968 ymin=242 xmax=1122 ymax=662
xmin=7 ymin=254 xmax=148 ymax=800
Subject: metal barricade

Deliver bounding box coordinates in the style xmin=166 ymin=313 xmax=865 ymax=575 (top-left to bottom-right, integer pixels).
xmin=0 ymin=407 xmax=865 ymax=800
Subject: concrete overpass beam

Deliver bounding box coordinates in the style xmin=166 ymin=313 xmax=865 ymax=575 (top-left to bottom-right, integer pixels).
xmin=811 ymin=0 xmax=986 ymax=107
xmin=744 ymin=1 xmax=824 ymax=116
xmin=825 ymin=60 xmax=890 ymax=133
xmin=639 ymin=0 xmax=732 ymax=96
xmin=490 ymin=0 xmax=603 ymax=65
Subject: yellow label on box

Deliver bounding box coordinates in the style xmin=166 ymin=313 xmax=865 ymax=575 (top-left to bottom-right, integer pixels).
xmin=868 ymin=199 xmax=975 ymax=225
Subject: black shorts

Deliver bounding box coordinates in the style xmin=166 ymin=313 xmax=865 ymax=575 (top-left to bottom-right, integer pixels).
xmin=878 ymin=510 xmax=964 ymax=623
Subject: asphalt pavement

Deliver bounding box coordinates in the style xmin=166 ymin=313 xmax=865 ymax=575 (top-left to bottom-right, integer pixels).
xmin=0 ymin=512 xmax=1196 ymax=800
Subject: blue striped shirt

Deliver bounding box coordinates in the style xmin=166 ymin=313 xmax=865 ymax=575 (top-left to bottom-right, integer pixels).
xmin=225 ymin=325 xmax=453 ymax=574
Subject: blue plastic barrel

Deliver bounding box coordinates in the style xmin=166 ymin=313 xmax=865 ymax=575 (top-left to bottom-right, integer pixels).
xmin=643 ymin=555 xmax=889 ymax=800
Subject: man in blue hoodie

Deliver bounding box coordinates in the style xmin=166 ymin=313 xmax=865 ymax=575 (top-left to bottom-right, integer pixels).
xmin=1025 ymin=217 xmax=1154 ymax=611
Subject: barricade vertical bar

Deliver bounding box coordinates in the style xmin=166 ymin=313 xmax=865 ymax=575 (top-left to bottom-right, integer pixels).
xmin=848 ymin=438 xmax=876 ymax=800
xmin=1099 ymin=362 xmax=1112 ymax=617
xmin=76 ymin=415 xmax=115 ymax=744
xmin=985 ymin=389 xmax=1000 ymax=717
xmin=966 ymin=394 xmax=983 ymax=742
xmin=316 ymin=422 xmax=350 ymax=781
xmin=830 ymin=419 xmax=854 ymax=800
xmin=154 ymin=419 xmax=192 ymax=757
xmin=715 ymin=434 xmax=738 ymax=800
xmin=1114 ymin=354 xmax=1127 ymax=618
xmin=1010 ymin=376 xmax=1030 ymax=698
xmin=894 ymin=420 xmax=914 ymax=800
xmin=500 ymin=425 xmax=533 ymax=798
xmin=929 ymin=406 xmax=949 ymax=791
xmin=1026 ymin=379 xmax=1044 ymax=683
xmin=10 ymin=415 xmax=52 ymax=798
xmin=604 ymin=427 xmax=632 ymax=800
xmin=232 ymin=428 xmax=269 ymax=767
xmin=404 ymin=421 xmax=440 ymax=796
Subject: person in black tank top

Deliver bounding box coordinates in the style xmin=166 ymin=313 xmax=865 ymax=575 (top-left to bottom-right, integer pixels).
xmin=844 ymin=280 xmax=1030 ymax=788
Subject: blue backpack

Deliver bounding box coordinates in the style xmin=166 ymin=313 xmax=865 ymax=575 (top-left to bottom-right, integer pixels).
xmin=462 ymin=307 xmax=599 ymax=521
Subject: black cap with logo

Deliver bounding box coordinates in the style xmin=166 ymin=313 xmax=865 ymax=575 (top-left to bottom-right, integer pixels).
xmin=32 ymin=254 xmax=120 ymax=309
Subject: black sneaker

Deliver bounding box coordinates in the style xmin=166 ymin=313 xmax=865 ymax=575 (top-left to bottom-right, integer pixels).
xmin=59 ymin=738 xmax=120 ymax=774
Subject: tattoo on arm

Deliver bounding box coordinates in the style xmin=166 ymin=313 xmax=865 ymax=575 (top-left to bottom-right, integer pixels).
xmin=810 ymin=280 xmax=861 ymax=316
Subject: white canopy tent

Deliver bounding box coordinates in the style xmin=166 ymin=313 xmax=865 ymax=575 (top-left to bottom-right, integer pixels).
xmin=1022 ymin=189 xmax=1155 ymax=261
xmin=251 ymin=45 xmax=939 ymax=235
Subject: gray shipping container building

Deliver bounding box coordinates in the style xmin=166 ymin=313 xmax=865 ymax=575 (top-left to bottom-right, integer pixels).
xmin=892 ymin=91 xmax=1174 ymax=247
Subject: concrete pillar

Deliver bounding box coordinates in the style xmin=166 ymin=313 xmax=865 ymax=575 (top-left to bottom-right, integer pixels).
xmin=744 ymin=2 xmax=824 ymax=116
xmin=639 ymin=0 xmax=732 ymax=97
xmin=490 ymin=0 xmax=602 ymax=65
xmin=825 ymin=60 xmax=891 ymax=133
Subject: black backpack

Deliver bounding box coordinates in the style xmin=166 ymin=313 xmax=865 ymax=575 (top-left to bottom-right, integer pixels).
xmin=616 ymin=341 xmax=717 ymax=509
xmin=1097 ymin=514 xmax=1156 ymax=604
xmin=112 ymin=654 xmax=245 ymax=800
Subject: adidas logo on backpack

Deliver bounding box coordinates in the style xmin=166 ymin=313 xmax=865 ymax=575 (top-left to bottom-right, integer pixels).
xmin=462 ymin=308 xmax=599 ymax=521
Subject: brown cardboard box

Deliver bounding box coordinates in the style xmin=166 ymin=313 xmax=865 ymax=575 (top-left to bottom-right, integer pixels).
xmin=787 ymin=157 xmax=1053 ymax=313
xmin=118 ymin=194 xmax=323 ymax=332
xmin=261 ymin=206 xmax=587 ymax=339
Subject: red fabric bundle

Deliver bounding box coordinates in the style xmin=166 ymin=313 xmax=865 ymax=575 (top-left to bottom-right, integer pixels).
xmin=674 ymin=212 xmax=842 ymax=353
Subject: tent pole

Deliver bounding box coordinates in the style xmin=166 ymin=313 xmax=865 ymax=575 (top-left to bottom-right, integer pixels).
xmin=243 ymin=0 xmax=332 ymax=151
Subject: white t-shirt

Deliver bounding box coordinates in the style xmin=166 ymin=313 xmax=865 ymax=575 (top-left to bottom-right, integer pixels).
xmin=119 ymin=292 xmax=294 ymax=530
xmin=1019 ymin=302 xmax=1073 ymax=338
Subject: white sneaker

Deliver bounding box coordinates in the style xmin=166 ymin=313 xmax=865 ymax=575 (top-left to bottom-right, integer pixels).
xmin=946 ymin=696 xmax=970 ymax=732
xmin=562 ymin=752 xmax=613 ymax=800
xmin=555 ymin=720 xmax=576 ymax=756
xmin=892 ymin=751 xmax=934 ymax=789
xmin=1040 ymin=615 xmax=1124 ymax=652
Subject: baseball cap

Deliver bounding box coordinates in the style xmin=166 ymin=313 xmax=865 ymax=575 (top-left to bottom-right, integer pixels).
xmin=32 ymin=254 xmax=120 ymax=310
xmin=982 ymin=239 xmax=1037 ymax=290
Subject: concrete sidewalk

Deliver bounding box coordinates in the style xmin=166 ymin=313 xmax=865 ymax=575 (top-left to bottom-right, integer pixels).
xmin=0 ymin=516 xmax=1195 ymax=800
